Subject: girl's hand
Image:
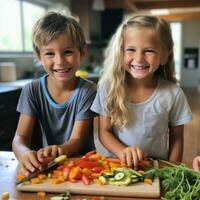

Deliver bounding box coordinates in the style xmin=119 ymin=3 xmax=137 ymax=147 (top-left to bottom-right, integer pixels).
xmin=17 ymin=150 xmax=42 ymax=177
xmin=193 ymin=156 xmax=200 ymax=171
xmin=121 ymin=146 xmax=143 ymax=169
xmin=37 ymin=145 xmax=63 ymax=162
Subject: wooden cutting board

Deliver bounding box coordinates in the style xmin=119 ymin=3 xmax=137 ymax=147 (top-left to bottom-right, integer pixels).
xmin=16 ymin=161 xmax=160 ymax=198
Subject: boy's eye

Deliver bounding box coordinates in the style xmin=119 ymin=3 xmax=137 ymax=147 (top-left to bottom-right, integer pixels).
xmin=44 ymin=52 xmax=54 ymax=56
xmin=64 ymin=50 xmax=73 ymax=55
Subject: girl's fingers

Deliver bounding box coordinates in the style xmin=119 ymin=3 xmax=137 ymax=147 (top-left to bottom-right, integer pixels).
xmin=136 ymin=147 xmax=143 ymax=161
xmin=131 ymin=149 xmax=139 ymax=169
xmin=126 ymin=150 xmax=133 ymax=167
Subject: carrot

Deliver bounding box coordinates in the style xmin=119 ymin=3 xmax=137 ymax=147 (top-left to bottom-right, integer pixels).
xmin=144 ymin=178 xmax=153 ymax=185
xmin=30 ymin=177 xmax=41 ymax=184
xmin=37 ymin=191 xmax=46 ymax=197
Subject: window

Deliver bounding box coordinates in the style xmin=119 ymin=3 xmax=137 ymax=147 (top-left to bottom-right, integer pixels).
xmin=0 ymin=0 xmax=46 ymax=53
xmin=170 ymin=22 xmax=182 ymax=81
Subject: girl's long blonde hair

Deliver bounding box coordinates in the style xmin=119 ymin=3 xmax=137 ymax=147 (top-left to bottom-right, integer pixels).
xmin=99 ymin=15 xmax=177 ymax=128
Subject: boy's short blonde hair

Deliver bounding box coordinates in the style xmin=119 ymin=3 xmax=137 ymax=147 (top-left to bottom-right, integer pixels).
xmin=32 ymin=12 xmax=86 ymax=56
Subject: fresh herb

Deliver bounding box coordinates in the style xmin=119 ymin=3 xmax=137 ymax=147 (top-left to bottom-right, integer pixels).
xmin=152 ymin=160 xmax=200 ymax=200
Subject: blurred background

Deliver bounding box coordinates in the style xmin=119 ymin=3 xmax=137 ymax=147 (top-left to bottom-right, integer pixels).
xmin=0 ymin=0 xmax=200 ymax=165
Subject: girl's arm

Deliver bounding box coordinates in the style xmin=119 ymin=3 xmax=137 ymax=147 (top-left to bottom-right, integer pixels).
xmin=12 ymin=114 xmax=42 ymax=175
xmin=99 ymin=116 xmax=143 ymax=168
xmin=168 ymin=125 xmax=184 ymax=162
xmin=59 ymin=118 xmax=93 ymax=156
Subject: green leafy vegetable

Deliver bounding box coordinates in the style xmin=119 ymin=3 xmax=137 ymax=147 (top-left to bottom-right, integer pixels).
xmin=152 ymin=160 xmax=200 ymax=200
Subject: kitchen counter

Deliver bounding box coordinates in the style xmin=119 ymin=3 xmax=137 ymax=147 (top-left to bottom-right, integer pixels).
xmin=0 ymin=151 xmax=161 ymax=200
xmin=0 ymin=79 xmax=33 ymax=91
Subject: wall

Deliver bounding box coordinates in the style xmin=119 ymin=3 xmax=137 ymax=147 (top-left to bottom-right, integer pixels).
xmin=181 ymin=20 xmax=200 ymax=87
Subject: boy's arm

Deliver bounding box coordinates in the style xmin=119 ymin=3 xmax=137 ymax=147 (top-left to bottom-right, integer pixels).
xmin=60 ymin=118 xmax=93 ymax=156
xmin=12 ymin=113 xmax=35 ymax=159
xmin=168 ymin=125 xmax=184 ymax=162
xmin=12 ymin=114 xmax=42 ymax=175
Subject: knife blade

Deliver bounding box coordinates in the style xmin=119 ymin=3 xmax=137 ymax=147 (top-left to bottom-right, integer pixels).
xmin=16 ymin=155 xmax=67 ymax=185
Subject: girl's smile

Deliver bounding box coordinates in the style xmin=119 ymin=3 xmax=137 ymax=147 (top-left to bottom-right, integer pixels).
xmin=123 ymin=27 xmax=165 ymax=81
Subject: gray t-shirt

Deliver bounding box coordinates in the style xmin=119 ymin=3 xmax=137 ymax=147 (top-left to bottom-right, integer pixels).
xmin=91 ymin=78 xmax=192 ymax=159
xmin=17 ymin=75 xmax=97 ymax=154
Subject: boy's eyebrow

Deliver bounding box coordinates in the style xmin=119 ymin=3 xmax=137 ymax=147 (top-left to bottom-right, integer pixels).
xmin=41 ymin=46 xmax=75 ymax=51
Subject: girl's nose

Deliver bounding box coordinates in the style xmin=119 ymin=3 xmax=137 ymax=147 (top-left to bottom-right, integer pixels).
xmin=134 ymin=52 xmax=144 ymax=62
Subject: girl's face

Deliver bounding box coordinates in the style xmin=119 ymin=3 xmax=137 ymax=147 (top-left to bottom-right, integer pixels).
xmin=38 ymin=33 xmax=85 ymax=83
xmin=122 ymin=26 xmax=166 ymax=81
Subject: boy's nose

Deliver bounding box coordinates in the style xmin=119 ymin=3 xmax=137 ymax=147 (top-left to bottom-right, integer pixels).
xmin=56 ymin=54 xmax=65 ymax=64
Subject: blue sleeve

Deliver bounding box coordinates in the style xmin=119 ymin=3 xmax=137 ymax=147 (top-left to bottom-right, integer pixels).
xmin=17 ymin=82 xmax=38 ymax=117
xmin=75 ymin=81 xmax=97 ymax=120
xmin=90 ymin=86 xmax=108 ymax=116
xmin=169 ymin=89 xmax=192 ymax=126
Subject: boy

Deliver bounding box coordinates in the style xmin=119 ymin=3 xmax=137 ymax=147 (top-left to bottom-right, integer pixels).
xmin=12 ymin=12 xmax=96 ymax=176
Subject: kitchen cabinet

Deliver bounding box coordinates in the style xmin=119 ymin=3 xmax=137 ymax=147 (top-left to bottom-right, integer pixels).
xmin=0 ymin=87 xmax=21 ymax=151
xmin=0 ymin=80 xmax=42 ymax=151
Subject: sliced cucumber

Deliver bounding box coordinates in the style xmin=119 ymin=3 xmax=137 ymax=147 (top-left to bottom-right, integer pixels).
xmin=114 ymin=172 xmax=125 ymax=181
xmin=130 ymin=174 xmax=138 ymax=179
xmin=50 ymin=196 xmax=69 ymax=200
xmin=129 ymin=168 xmax=143 ymax=177
xmin=102 ymin=172 xmax=114 ymax=179
xmin=108 ymin=176 xmax=132 ymax=186
xmin=131 ymin=177 xmax=140 ymax=183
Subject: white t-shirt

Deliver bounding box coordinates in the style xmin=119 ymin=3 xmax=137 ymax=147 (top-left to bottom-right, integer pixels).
xmin=91 ymin=78 xmax=192 ymax=159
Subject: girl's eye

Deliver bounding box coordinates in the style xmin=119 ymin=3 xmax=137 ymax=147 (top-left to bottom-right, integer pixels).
xmin=145 ymin=50 xmax=156 ymax=54
xmin=125 ymin=48 xmax=135 ymax=52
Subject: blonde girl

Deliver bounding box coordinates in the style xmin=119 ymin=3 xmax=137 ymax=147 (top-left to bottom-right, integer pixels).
xmin=91 ymin=15 xmax=192 ymax=168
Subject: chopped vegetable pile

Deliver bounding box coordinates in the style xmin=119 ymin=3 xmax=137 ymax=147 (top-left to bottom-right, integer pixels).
xmin=16 ymin=150 xmax=151 ymax=186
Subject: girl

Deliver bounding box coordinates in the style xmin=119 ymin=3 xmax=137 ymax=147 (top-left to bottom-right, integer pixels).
xmin=12 ymin=12 xmax=96 ymax=176
xmin=91 ymin=15 xmax=192 ymax=168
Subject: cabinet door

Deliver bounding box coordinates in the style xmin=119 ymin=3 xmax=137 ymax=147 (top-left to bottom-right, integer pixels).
xmin=0 ymin=116 xmax=19 ymax=151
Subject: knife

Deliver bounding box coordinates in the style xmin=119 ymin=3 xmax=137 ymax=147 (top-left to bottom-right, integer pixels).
xmin=16 ymin=155 xmax=67 ymax=185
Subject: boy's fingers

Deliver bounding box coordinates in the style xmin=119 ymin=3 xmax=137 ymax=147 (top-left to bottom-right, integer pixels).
xmin=51 ymin=146 xmax=58 ymax=158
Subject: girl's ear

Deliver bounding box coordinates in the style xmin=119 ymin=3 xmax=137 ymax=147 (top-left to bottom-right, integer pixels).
xmin=161 ymin=50 xmax=172 ymax=65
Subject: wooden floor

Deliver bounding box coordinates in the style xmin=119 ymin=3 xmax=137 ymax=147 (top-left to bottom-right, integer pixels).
xmin=183 ymin=87 xmax=200 ymax=165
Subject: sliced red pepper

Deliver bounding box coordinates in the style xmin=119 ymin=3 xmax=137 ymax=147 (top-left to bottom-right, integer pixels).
xmin=91 ymin=166 xmax=105 ymax=173
xmin=75 ymin=160 xmax=99 ymax=169
xmin=91 ymin=197 xmax=100 ymax=200
xmin=81 ymin=174 xmax=91 ymax=185
xmin=81 ymin=150 xmax=96 ymax=160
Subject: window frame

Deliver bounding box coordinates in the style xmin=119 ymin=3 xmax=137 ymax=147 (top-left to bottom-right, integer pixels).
xmin=0 ymin=0 xmax=47 ymax=56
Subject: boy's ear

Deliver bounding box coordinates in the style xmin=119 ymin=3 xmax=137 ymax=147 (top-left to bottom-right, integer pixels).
xmin=81 ymin=47 xmax=87 ymax=59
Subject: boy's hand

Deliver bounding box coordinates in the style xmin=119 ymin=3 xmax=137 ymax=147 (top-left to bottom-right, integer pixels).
xmin=37 ymin=145 xmax=63 ymax=162
xmin=17 ymin=150 xmax=42 ymax=177
xmin=120 ymin=146 xmax=143 ymax=169
xmin=193 ymin=156 xmax=200 ymax=171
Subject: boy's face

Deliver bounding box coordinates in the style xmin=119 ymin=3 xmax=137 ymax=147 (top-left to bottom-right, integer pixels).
xmin=38 ymin=33 xmax=85 ymax=83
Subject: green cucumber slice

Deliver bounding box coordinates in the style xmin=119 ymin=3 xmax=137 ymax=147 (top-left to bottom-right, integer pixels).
xmin=114 ymin=172 xmax=125 ymax=180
